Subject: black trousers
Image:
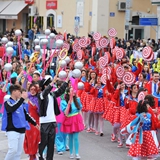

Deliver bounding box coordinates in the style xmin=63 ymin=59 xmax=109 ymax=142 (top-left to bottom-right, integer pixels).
xmin=39 ymin=122 xmax=57 ymax=160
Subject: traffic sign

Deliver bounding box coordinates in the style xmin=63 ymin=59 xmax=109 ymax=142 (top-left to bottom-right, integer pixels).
xmin=74 ymin=25 xmax=79 ymax=36
xmin=75 ymin=16 xmax=80 ymax=25
xmin=110 ymin=12 xmax=115 ymax=17
xmin=139 ymin=18 xmax=158 ymax=26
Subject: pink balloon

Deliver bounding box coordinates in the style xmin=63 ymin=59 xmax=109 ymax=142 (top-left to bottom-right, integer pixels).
xmin=70 ymin=77 xmax=78 ymax=92
xmin=27 ymin=75 xmax=32 ymax=82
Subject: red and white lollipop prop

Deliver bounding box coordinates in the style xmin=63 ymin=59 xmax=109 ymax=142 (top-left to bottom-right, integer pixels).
xmin=138 ymin=91 xmax=146 ymax=102
xmin=122 ymin=72 xmax=135 ymax=85
xmin=78 ymin=37 xmax=88 ymax=48
xmin=102 ymin=67 xmax=112 ymax=75
xmin=99 ymin=57 xmax=108 ymax=68
xmin=144 ymin=53 xmax=154 ymax=62
xmin=116 ymin=48 xmax=125 ymax=60
xmin=73 ymin=42 xmax=81 ymax=52
xmin=93 ymin=32 xmax=101 ymax=41
xmin=56 ymin=34 xmax=64 ymax=40
xmin=108 ymin=28 xmax=117 ymax=37
xmin=99 ymin=38 xmax=109 ymax=48
xmin=62 ymin=42 xmax=70 ymax=51
xmin=116 ymin=66 xmax=125 ymax=78
xmin=101 ymin=74 xmax=110 ymax=84
xmin=142 ymin=46 xmax=152 ymax=59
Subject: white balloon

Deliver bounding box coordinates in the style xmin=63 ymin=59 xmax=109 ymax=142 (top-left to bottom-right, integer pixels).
xmin=50 ymin=33 xmax=56 ymax=39
xmin=72 ymin=69 xmax=81 ymax=78
xmin=40 ymin=39 xmax=48 ymax=45
xmin=60 ymin=60 xmax=67 ymax=68
xmin=64 ymin=56 xmax=70 ymax=64
xmin=6 ymin=47 xmax=14 ymax=56
xmin=45 ymin=29 xmax=51 ymax=36
xmin=15 ymin=29 xmax=22 ymax=36
xmin=7 ymin=41 xmax=13 ymax=47
xmin=34 ymin=39 xmax=40 ymax=45
xmin=4 ymin=95 xmax=10 ymax=102
xmin=4 ymin=63 xmax=12 ymax=72
xmin=1 ymin=37 xmax=8 ymax=44
xmin=74 ymin=61 xmax=84 ymax=70
xmin=56 ymin=39 xmax=64 ymax=48
xmin=35 ymin=45 xmax=41 ymax=51
xmin=78 ymin=82 xmax=84 ymax=90
xmin=58 ymin=70 xmax=67 ymax=79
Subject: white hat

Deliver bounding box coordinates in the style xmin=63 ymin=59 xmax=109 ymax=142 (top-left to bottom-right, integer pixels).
xmin=33 ymin=70 xmax=41 ymax=76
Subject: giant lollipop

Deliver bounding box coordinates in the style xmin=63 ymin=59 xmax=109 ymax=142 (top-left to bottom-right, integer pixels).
xmin=49 ymin=33 xmax=56 ymax=50
xmin=6 ymin=47 xmax=14 ymax=63
xmin=45 ymin=29 xmax=51 ymax=38
xmin=40 ymin=38 xmax=48 ymax=67
xmin=15 ymin=29 xmax=22 ymax=60
xmin=34 ymin=39 xmax=40 ymax=45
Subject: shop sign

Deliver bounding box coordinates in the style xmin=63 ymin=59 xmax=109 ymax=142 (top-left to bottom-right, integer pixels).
xmin=25 ymin=0 xmax=34 ymax=5
xmin=46 ymin=0 xmax=57 ymax=10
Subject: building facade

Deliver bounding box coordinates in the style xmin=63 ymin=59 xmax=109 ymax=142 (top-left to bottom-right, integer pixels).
xmin=0 ymin=0 xmax=158 ymax=40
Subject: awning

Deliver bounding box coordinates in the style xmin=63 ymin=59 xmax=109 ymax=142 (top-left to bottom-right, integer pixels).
xmin=0 ymin=1 xmax=28 ymax=19
xmin=0 ymin=1 xmax=12 ymax=13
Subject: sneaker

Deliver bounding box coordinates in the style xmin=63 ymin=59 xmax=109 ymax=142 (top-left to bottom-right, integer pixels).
xmin=111 ymin=135 xmax=116 ymax=142
xmin=58 ymin=151 xmax=63 ymax=155
xmin=38 ymin=157 xmax=44 ymax=160
xmin=66 ymin=145 xmax=69 ymax=151
xmin=95 ymin=131 xmax=99 ymax=136
xmin=75 ymin=154 xmax=81 ymax=160
xmin=70 ymin=154 xmax=74 ymax=159
xmin=86 ymin=128 xmax=92 ymax=133
xmin=100 ymin=133 xmax=104 ymax=136
xmin=117 ymin=138 xmax=120 ymax=143
xmin=117 ymin=143 xmax=123 ymax=148
xmin=91 ymin=128 xmax=96 ymax=132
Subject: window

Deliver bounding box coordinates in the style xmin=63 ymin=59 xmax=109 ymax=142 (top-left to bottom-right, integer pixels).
xmin=47 ymin=14 xmax=54 ymax=28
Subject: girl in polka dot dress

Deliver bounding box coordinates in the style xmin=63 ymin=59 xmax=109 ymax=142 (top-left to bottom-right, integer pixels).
xmin=89 ymin=76 xmax=105 ymax=136
xmin=86 ymin=71 xmax=97 ymax=133
xmin=128 ymin=100 xmax=159 ymax=160
xmin=110 ymin=81 xmax=128 ymax=148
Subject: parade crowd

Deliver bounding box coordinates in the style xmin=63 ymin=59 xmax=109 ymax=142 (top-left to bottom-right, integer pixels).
xmin=1 ymin=27 xmax=160 ymax=160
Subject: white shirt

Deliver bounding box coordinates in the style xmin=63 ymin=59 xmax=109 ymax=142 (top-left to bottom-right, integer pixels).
xmin=152 ymin=82 xmax=159 ymax=95
xmin=40 ymin=94 xmax=56 ymax=124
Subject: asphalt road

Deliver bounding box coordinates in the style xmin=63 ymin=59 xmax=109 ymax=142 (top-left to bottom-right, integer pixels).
xmin=0 ymin=120 xmax=157 ymax=160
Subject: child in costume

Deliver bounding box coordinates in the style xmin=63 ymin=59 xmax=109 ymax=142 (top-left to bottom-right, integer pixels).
xmin=122 ymin=100 xmax=159 ymax=160
xmin=61 ymin=87 xmax=84 ymax=159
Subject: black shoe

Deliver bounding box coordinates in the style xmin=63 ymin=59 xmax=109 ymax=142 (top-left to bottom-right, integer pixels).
xmin=100 ymin=133 xmax=104 ymax=136
xmin=39 ymin=157 xmax=44 ymax=160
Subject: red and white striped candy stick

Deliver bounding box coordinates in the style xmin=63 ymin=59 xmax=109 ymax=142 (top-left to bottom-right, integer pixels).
xmin=110 ymin=38 xmax=116 ymax=49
